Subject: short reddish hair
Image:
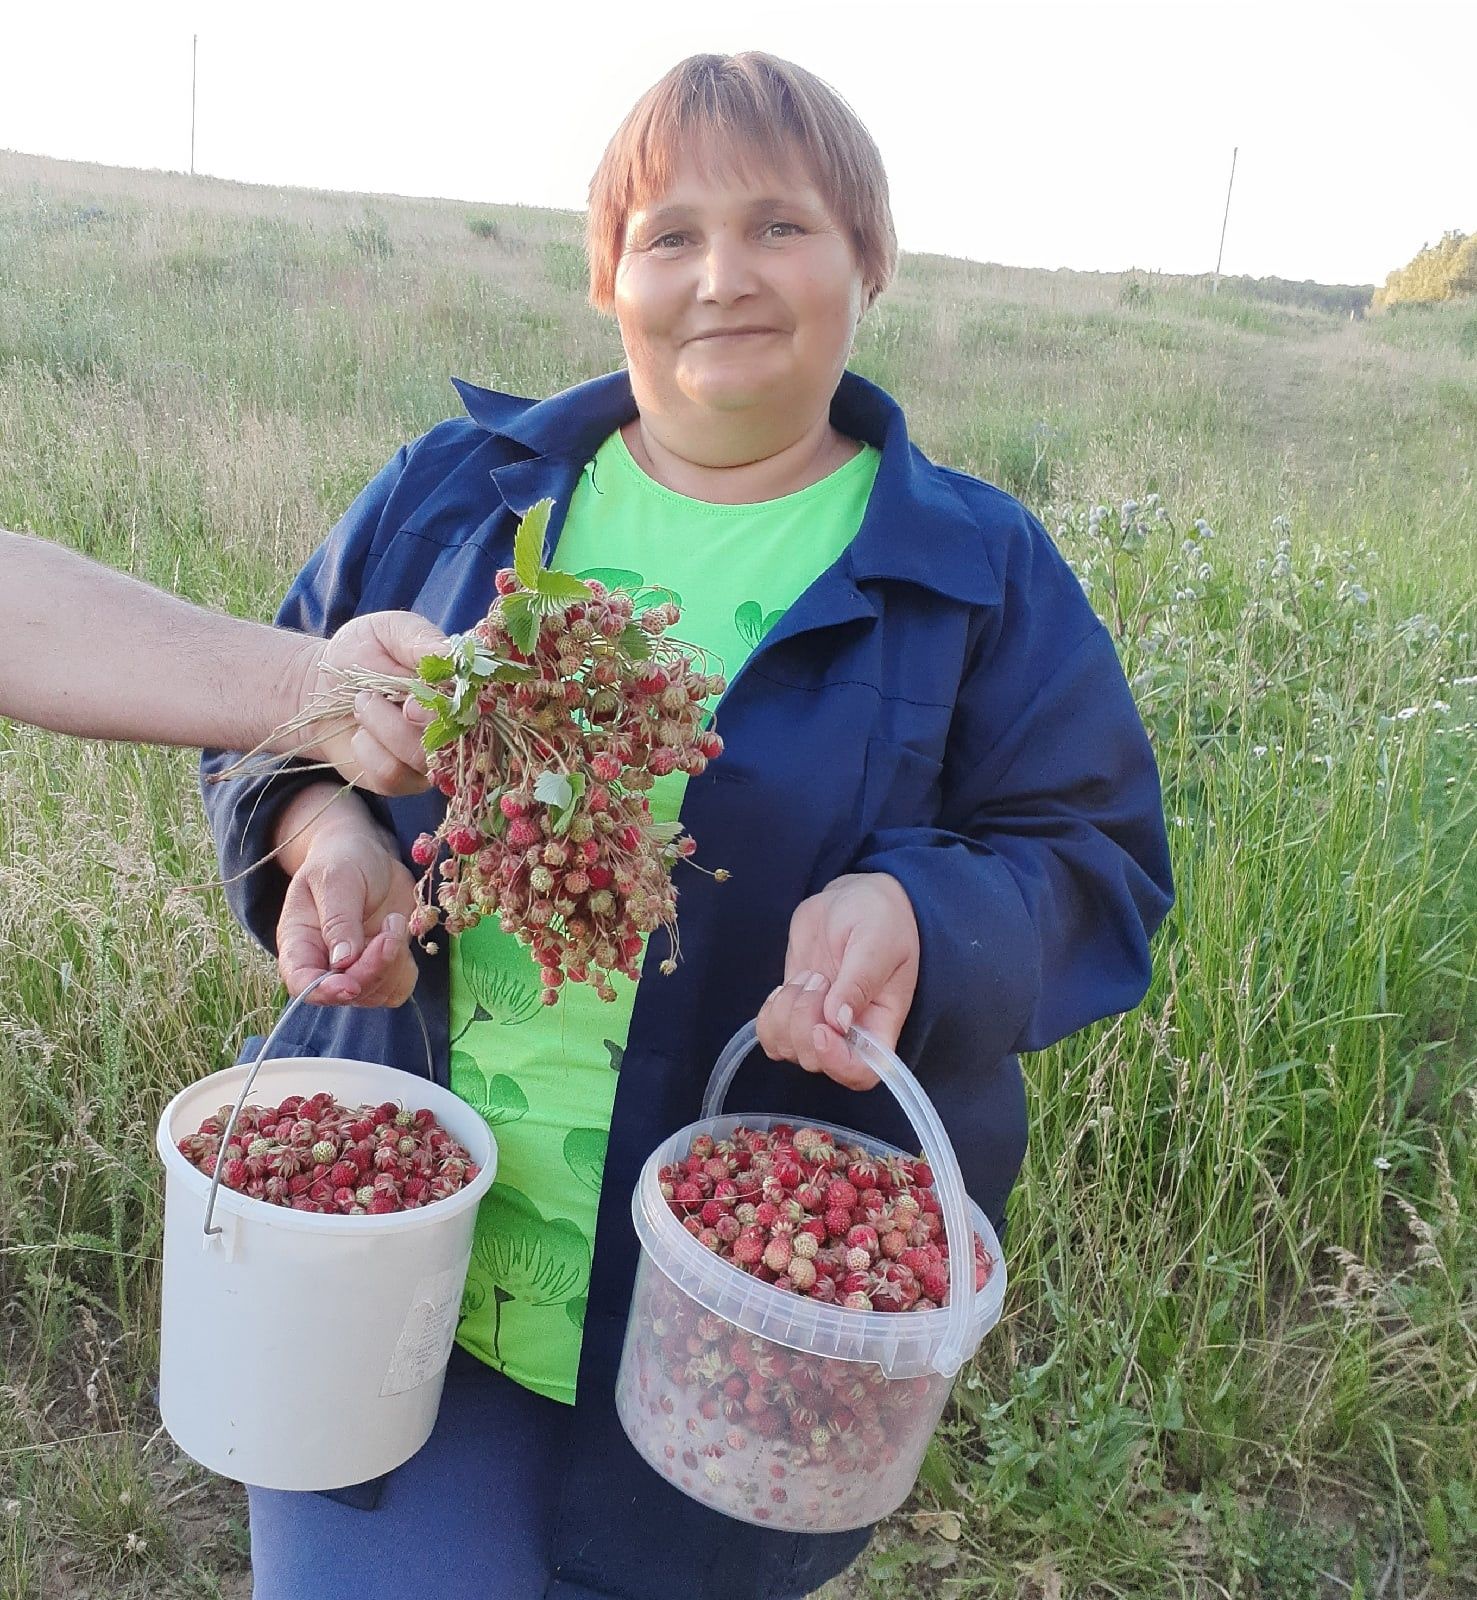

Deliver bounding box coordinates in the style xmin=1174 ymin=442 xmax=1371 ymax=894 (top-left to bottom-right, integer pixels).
xmin=586 ymin=52 xmax=897 ymax=312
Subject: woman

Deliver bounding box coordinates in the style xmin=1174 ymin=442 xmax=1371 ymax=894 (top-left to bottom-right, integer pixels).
xmin=203 ymin=51 xmax=1173 ymax=1600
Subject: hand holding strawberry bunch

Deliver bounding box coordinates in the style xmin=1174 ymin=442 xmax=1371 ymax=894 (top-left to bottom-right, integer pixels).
xmin=249 ymin=499 xmax=727 ymax=1005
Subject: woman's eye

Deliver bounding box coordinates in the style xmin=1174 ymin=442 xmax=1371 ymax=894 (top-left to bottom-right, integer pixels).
xmin=651 ymin=232 xmax=688 ymax=250
xmin=764 ymin=221 xmax=802 ymax=239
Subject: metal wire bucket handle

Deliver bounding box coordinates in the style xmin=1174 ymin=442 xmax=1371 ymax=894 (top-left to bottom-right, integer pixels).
xmin=202 ymin=978 xmax=434 ymax=1237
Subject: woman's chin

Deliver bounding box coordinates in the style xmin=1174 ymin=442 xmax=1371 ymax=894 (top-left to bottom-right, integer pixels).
xmin=678 ymin=373 xmax=780 ymax=415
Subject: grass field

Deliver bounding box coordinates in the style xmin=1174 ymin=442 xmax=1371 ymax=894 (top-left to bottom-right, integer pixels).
xmin=1 ymin=148 xmax=1474 ymax=1599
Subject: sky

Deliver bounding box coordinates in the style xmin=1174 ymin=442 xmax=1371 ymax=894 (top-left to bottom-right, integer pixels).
xmin=2 ymin=0 xmax=1473 ymax=287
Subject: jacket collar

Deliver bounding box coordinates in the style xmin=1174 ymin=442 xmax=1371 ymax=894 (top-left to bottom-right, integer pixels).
xmin=451 ymin=368 xmax=998 ymax=608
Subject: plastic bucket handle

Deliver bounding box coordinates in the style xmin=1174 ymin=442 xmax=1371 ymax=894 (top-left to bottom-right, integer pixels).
xmin=701 ymin=1020 xmax=975 ymax=1379
xmin=202 ymin=977 xmax=434 ymax=1238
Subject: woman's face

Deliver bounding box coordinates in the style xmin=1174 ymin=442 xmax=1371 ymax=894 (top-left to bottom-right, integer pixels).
xmin=613 ymin=152 xmax=867 ymax=435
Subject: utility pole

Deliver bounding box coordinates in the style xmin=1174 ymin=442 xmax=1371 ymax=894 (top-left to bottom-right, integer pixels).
xmin=1212 ymin=145 xmax=1237 ymax=295
xmin=190 ymin=34 xmax=198 ymax=176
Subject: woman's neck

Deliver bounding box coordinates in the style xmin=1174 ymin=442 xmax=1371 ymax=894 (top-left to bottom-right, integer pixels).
xmin=620 ymin=412 xmax=860 ymax=505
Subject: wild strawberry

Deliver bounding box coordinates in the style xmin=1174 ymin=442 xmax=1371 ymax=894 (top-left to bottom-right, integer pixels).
xmin=732 ymin=1226 xmax=765 ymax=1265
xmin=221 ymin=1158 xmax=248 ymax=1190
xmin=411 ymin=832 xmax=438 ymax=867
xmin=823 ymin=1205 xmax=853 ymax=1240
xmin=791 ymin=1230 xmax=819 ymax=1260
xmin=847 ymin=1159 xmax=878 ymax=1191
xmin=825 ymin=1180 xmax=858 ymax=1212
xmin=845 ymin=1246 xmax=872 ymax=1273
xmin=841 ymin=1291 xmax=874 ymax=1312
xmin=762 ymin=1236 xmax=793 ymax=1274
xmin=310 ymin=1139 xmax=337 ymax=1166
xmin=846 ymin=1224 xmax=879 ymax=1256
xmin=786 ymin=1257 xmax=817 ymax=1292
xmin=507 ymin=817 xmax=541 ymax=851
xmin=921 ymin=1266 xmax=949 ymax=1303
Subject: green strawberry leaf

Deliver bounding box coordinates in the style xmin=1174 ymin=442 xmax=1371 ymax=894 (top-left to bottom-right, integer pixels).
xmin=417 ymin=652 xmax=457 ymax=684
xmin=421 ymin=714 xmax=462 ymax=752
xmin=513 ymin=498 xmax=554 ymax=591
xmin=409 ymin=683 xmax=448 ymax=710
xmin=533 ymin=770 xmax=574 ymax=810
xmin=534 ymin=569 xmax=593 ymax=603
xmin=618 ymin=623 xmax=651 ymax=661
xmin=490 ymin=663 xmax=535 ymax=684
xmin=551 ymin=771 xmax=586 ymax=835
xmin=452 ymin=633 xmax=478 ymax=675
xmin=501 ymin=592 xmax=540 ymax=655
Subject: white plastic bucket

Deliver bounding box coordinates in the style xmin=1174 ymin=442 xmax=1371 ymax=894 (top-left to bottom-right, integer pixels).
xmin=616 ymin=1022 xmax=1006 ymax=1531
xmin=155 ymin=1048 xmax=495 ymax=1491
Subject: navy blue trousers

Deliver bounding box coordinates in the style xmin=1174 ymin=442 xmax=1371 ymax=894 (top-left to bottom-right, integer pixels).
xmin=247 ymin=1347 xmax=853 ymax=1599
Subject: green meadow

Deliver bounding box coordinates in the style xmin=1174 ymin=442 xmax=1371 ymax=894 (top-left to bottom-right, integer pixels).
xmin=1 ymin=149 xmax=1474 ymax=1598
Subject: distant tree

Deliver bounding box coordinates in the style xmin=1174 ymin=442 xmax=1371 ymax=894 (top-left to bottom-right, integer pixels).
xmin=1373 ymin=230 xmax=1477 ymax=310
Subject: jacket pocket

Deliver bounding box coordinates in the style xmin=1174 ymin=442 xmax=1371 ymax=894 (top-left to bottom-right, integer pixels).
xmin=860 ymin=737 xmax=943 ymax=832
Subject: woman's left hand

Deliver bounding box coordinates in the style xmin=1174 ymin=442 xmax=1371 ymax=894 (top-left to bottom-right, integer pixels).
xmin=756 ymin=872 xmax=919 ymax=1089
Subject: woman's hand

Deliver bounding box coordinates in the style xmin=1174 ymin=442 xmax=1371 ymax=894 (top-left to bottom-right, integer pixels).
xmin=285 ymin=611 xmax=449 ymax=796
xmin=273 ymin=790 xmax=419 ymax=1007
xmin=755 ymin=872 xmax=920 ymax=1089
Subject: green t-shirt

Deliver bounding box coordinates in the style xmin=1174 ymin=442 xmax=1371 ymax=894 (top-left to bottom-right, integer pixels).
xmin=451 ymin=425 xmax=880 ymax=1402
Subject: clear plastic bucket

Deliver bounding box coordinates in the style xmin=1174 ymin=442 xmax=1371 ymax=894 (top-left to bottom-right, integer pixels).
xmin=616 ymin=1021 xmax=1005 ymax=1531
xmin=154 ymin=995 xmax=496 ymax=1491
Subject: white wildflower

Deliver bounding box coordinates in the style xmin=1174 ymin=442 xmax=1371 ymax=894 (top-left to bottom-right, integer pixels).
xmin=1373 ymin=1156 xmax=1391 ymax=1172
xmin=1252 ymin=745 xmax=1268 ymax=758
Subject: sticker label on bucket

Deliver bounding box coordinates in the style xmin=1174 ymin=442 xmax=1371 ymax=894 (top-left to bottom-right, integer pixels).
xmin=381 ymin=1266 xmax=465 ymax=1397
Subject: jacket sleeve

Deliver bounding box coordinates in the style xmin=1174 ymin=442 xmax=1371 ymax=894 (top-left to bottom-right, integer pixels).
xmin=199 ymin=447 xmax=409 ymax=954
xmin=852 ymin=507 xmax=1174 ymax=1072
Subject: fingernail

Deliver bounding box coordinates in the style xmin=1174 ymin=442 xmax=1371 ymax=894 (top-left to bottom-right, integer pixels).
xmin=813 ymin=1025 xmax=831 ymax=1053
xmin=405 ymin=700 xmax=432 ymax=725
xmin=837 ymin=1003 xmax=854 ymax=1031
xmin=804 ymin=971 xmax=827 ymax=993
xmin=354 ymin=691 xmax=371 ymax=715
xmin=384 ymin=914 xmax=406 ymax=941
xmin=765 ymin=984 xmax=783 ymax=1005
xmin=788 ymin=969 xmax=812 ymax=987
xmin=330 ymin=941 xmax=352 ymax=965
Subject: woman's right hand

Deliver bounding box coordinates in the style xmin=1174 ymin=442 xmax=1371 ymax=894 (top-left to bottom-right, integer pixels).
xmin=273 ymin=787 xmax=419 ymax=1006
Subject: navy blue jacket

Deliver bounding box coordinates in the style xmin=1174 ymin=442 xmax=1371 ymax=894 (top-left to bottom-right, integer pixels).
xmin=202 ymin=368 xmax=1172 ymax=1599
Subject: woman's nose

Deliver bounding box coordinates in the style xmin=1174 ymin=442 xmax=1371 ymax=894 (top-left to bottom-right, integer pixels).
xmin=698 ymin=234 xmax=759 ymax=304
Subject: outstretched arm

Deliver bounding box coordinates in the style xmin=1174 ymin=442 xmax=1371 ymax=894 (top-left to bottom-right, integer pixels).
xmin=0 ymin=529 xmax=442 ymax=790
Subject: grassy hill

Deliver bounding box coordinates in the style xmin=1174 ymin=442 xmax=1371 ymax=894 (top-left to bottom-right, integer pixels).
xmin=1 ymin=149 xmax=1475 ymax=1599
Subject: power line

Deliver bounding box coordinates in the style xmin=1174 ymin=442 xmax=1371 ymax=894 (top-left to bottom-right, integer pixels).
xmin=190 ymin=34 xmax=198 ymax=177
xmin=1212 ymin=146 xmax=1237 ymax=295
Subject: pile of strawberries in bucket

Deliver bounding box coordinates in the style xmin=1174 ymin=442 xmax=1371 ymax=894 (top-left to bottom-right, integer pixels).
xmin=661 ymin=1123 xmax=992 ymax=1310
xmin=617 ymin=1120 xmax=996 ymax=1528
xmin=176 ymin=1093 xmax=478 ymax=1215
